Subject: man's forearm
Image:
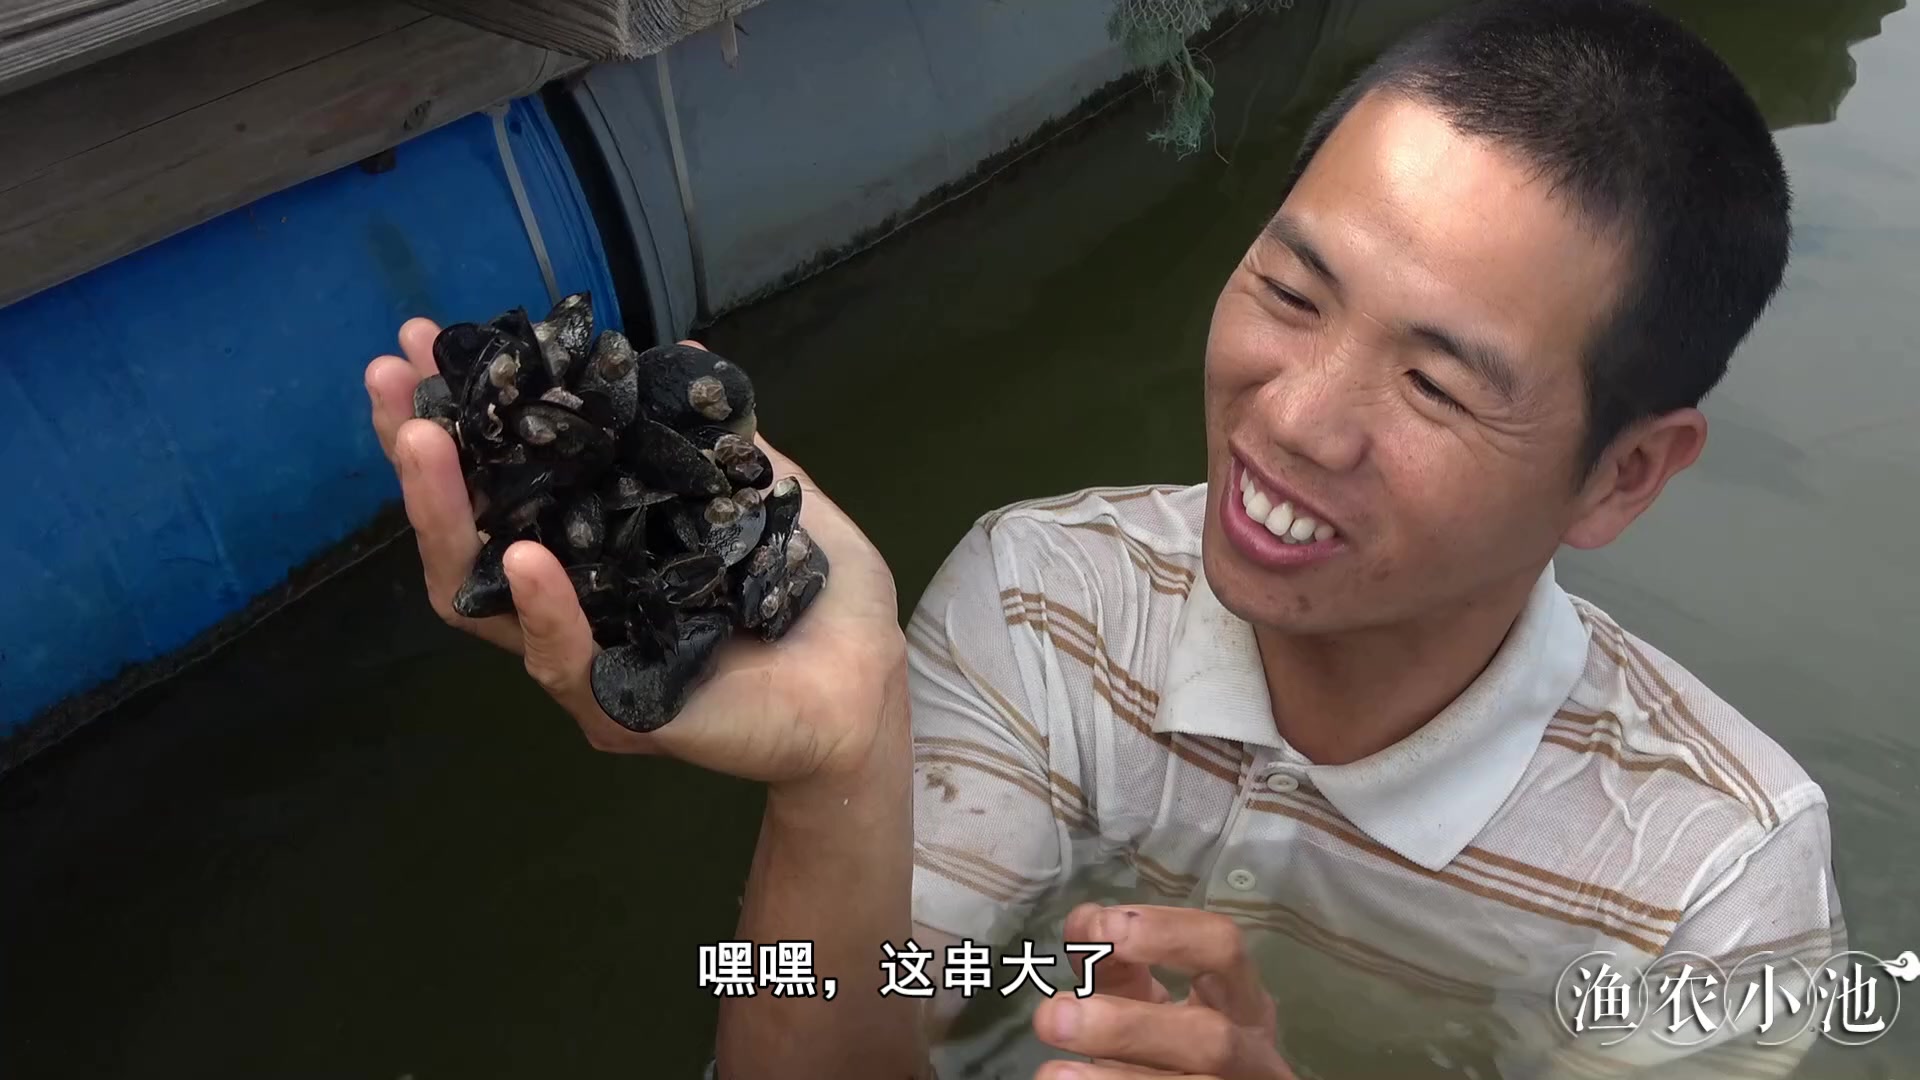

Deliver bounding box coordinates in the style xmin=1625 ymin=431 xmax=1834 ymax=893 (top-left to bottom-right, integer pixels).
xmin=715 ymin=668 xmax=927 ymax=1080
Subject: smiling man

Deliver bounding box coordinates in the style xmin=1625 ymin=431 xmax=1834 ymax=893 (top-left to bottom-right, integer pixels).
xmin=367 ymin=1 xmax=1847 ymax=1078
xmin=899 ymin=1 xmax=1847 ymax=1077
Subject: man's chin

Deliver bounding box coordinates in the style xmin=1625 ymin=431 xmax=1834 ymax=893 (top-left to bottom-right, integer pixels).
xmin=1200 ymin=533 xmax=1336 ymax=632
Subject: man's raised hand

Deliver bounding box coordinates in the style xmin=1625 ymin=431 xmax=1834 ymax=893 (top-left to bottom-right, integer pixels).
xmin=365 ymin=317 xmax=909 ymax=785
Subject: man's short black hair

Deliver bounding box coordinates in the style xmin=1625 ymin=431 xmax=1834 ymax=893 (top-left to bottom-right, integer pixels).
xmin=1284 ymin=0 xmax=1792 ymax=477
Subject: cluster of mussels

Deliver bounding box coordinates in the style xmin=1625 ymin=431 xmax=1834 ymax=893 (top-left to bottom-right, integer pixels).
xmin=409 ymin=292 xmax=827 ymax=733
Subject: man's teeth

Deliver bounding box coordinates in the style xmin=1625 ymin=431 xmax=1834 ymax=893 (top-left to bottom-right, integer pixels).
xmin=1239 ymin=471 xmax=1338 ymax=545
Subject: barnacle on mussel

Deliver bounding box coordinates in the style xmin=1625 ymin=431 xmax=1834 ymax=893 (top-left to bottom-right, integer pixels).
xmin=414 ymin=291 xmax=829 ymax=733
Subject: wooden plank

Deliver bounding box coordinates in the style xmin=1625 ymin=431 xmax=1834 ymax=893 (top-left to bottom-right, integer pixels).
xmin=0 ymin=1 xmax=423 ymax=191
xmin=0 ymin=0 xmax=585 ymax=308
xmin=0 ymin=0 xmax=268 ymax=97
xmin=412 ymin=0 xmax=771 ymax=60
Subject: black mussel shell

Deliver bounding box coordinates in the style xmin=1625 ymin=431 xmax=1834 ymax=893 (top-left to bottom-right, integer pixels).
xmin=463 ymin=461 xmax=492 ymax=507
xmin=533 ymin=320 xmax=573 ymax=386
xmin=688 ymin=428 xmax=773 ymax=490
xmin=436 ymin=294 xmax=824 ymax=713
xmin=601 ymin=471 xmax=650 ymax=513
xmin=590 ymin=609 xmax=731 ymax=733
xmin=453 ymin=531 xmax=517 ymax=619
xmin=625 ymin=570 xmax=681 ymax=656
xmin=513 ymin=401 xmax=615 ymax=472
xmin=475 ymin=464 xmax=557 ymax=534
xmin=458 ymin=374 xmax=510 ymax=455
xmin=489 ymin=307 xmax=542 ymax=359
xmin=635 ymin=344 xmax=757 ymax=438
xmin=647 ymin=498 xmax=705 ymax=556
xmin=760 ymin=534 xmax=829 ymax=641
xmin=728 ymin=477 xmax=801 ymax=627
xmin=542 ymin=293 xmax=595 ymax=369
xmin=477 ymin=310 xmax=549 ymax=406
xmin=698 ymin=492 xmax=767 ymax=567
xmin=657 ymin=551 xmax=727 ymax=608
xmin=576 ymin=331 xmax=639 ymax=430
xmin=568 ymin=562 xmax=626 ymax=635
xmin=540 ymin=386 xmax=587 ymax=413
xmin=728 ymin=540 xmax=788 ymax=630
xmin=607 ymin=506 xmax=650 ymax=571
xmin=760 ymin=476 xmax=803 ymax=537
xmin=625 ymin=418 xmax=729 ymax=499
xmin=559 ymin=491 xmax=606 ymax=563
xmin=413 ymin=373 xmax=457 ymax=422
xmin=531 ymin=293 xmax=591 ymax=385
xmin=505 ymin=492 xmax=557 ymax=536
xmin=433 ymin=322 xmax=495 ymax=387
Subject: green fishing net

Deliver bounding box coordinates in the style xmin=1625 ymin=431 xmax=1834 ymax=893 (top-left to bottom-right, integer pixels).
xmin=1108 ymin=0 xmax=1292 ymax=155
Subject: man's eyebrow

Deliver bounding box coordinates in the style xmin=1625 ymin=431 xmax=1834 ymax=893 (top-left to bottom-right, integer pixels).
xmin=1407 ymin=324 xmax=1522 ymax=402
xmin=1260 ymin=214 xmax=1342 ymax=299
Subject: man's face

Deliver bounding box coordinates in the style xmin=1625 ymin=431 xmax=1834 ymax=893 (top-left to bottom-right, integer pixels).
xmin=1202 ymin=91 xmax=1630 ymax=634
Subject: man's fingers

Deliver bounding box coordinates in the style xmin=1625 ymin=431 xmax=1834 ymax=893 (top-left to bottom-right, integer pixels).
xmin=393 ymin=420 xmax=520 ymax=650
xmin=395 ymin=419 xmax=482 ymax=601
xmin=368 ymin=318 xmax=442 ymax=463
xmin=367 ymin=354 xmax=425 ymax=464
xmin=400 ymin=317 xmax=442 ymax=377
xmin=1036 ymin=1065 xmax=1209 ymax=1080
xmin=1031 ymin=994 xmax=1257 ymax=1078
xmin=1063 ymin=904 xmax=1169 ymax=1004
xmin=1063 ymin=903 xmax=1103 ymax=982
xmin=500 ymin=541 xmax=651 ymax=751
xmin=502 ymin=540 xmax=594 ymax=699
xmin=1100 ymin=907 xmax=1271 ymax=1028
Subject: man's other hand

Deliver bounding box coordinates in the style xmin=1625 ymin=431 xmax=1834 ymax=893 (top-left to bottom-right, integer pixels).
xmin=1035 ymin=905 xmax=1296 ymax=1080
xmin=365 ymin=317 xmax=908 ymax=787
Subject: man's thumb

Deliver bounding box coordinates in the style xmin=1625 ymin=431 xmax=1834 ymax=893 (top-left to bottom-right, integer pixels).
xmin=502 ymin=540 xmax=595 ymax=704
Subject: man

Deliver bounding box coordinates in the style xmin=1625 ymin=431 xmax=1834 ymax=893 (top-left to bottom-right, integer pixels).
xmin=365 ymin=1 xmax=1844 ymax=1077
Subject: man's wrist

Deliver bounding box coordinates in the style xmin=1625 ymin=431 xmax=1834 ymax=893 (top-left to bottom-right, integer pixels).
xmin=767 ymin=641 xmax=913 ymax=821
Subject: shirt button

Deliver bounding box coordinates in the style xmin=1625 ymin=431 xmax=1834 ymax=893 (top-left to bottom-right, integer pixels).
xmin=1263 ymin=772 xmax=1300 ymax=793
xmin=1226 ymin=868 xmax=1257 ymax=891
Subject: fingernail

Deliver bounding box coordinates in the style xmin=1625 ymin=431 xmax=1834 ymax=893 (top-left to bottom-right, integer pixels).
xmin=1047 ymin=1000 xmax=1079 ymax=1040
xmin=1047 ymin=1067 xmax=1083 ymax=1080
xmin=1101 ymin=910 xmax=1131 ymax=945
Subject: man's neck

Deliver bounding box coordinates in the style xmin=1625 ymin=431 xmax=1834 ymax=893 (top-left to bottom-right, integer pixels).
xmin=1251 ymin=572 xmax=1541 ymax=766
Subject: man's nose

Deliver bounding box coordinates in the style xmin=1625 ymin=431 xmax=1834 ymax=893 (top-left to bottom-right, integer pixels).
xmin=1250 ymin=337 xmax=1372 ymax=473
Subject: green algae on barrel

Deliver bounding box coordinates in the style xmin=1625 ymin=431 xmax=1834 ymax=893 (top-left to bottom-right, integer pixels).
xmin=413 ymin=291 xmax=828 ymax=732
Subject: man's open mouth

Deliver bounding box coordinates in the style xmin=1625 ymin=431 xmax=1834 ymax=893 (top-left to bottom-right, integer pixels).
xmin=1236 ymin=465 xmax=1339 ymax=545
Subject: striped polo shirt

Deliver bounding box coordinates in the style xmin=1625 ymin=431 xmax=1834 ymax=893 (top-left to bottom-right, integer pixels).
xmin=905 ymin=483 xmax=1847 ymax=1080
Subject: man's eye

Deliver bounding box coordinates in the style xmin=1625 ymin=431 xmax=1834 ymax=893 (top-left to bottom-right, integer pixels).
xmin=1409 ymin=370 xmax=1465 ymax=412
xmin=1263 ymin=279 xmax=1318 ymax=315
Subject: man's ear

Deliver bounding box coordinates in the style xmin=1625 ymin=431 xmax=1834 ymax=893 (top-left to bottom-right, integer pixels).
xmin=1563 ymin=407 xmax=1708 ymax=550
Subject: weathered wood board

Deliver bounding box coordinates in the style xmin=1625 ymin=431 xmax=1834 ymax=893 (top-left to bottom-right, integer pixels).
xmin=412 ymin=0 xmax=770 ymax=60
xmin=0 ymin=0 xmax=269 ymax=96
xmin=0 ymin=0 xmax=584 ymax=309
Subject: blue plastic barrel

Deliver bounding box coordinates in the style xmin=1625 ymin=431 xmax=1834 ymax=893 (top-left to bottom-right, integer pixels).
xmin=0 ymin=95 xmax=620 ymax=741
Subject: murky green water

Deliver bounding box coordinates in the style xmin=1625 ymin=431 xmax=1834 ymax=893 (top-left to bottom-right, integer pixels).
xmin=3 ymin=1 xmax=1914 ymax=1077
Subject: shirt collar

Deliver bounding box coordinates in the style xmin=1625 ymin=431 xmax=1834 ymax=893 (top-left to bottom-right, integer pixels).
xmin=1154 ymin=561 xmax=1591 ymax=872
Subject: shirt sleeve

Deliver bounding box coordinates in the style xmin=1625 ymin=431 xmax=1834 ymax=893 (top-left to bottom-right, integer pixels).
xmin=906 ymin=518 xmax=1077 ymax=949
xmin=1533 ymin=796 xmax=1849 ymax=1079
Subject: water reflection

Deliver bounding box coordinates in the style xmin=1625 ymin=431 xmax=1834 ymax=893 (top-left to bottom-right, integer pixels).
xmin=0 ymin=0 xmax=1912 ymax=1077
xmin=1665 ymin=0 xmax=1907 ymax=128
